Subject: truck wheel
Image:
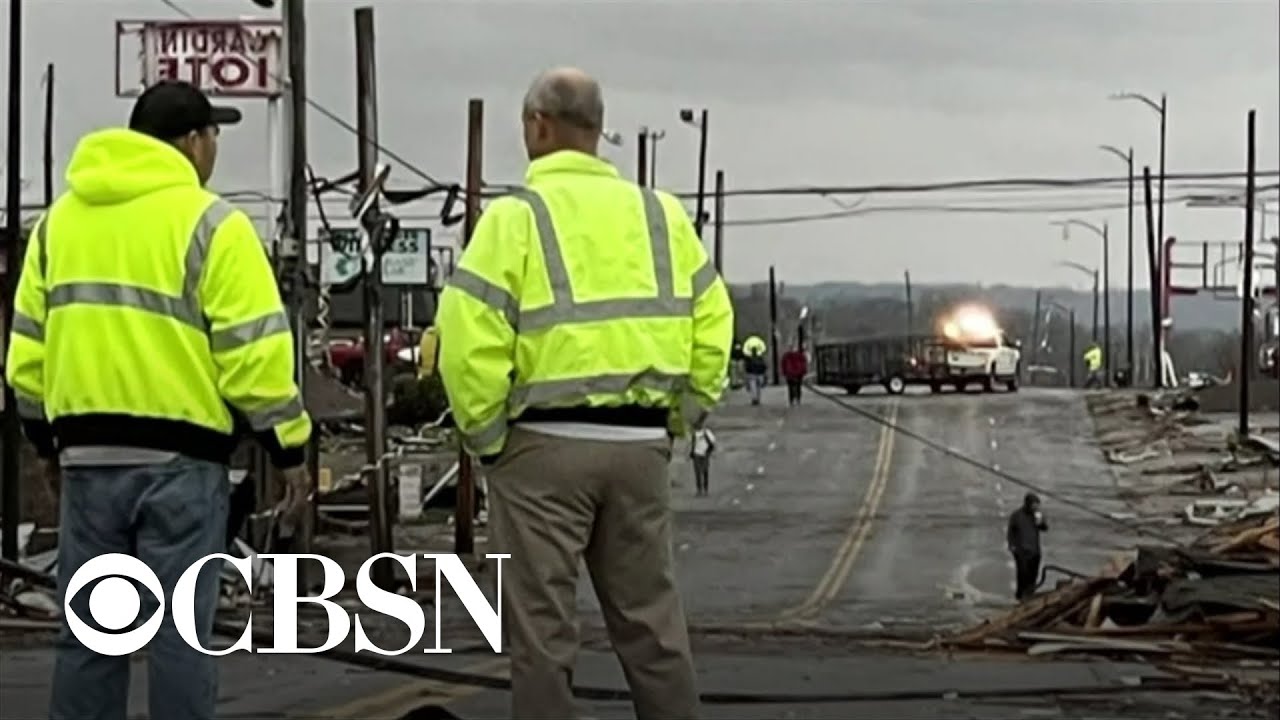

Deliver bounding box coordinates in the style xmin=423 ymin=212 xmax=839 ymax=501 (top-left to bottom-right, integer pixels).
xmin=982 ymin=367 xmax=996 ymax=393
xmin=845 ymin=385 xmax=861 ymax=395
xmin=929 ymin=381 xmax=942 ymax=394
xmin=885 ymin=375 xmax=906 ymax=395
xmin=1006 ymin=365 xmax=1020 ymax=392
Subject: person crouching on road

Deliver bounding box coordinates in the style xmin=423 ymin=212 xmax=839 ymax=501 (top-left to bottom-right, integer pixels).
xmin=1007 ymin=492 xmax=1049 ymax=601
xmin=781 ymin=347 xmax=808 ymax=406
xmin=690 ymin=426 xmax=717 ymax=496
xmin=5 ymin=81 xmax=314 ymax=720
xmin=436 ymin=67 xmax=734 ymax=720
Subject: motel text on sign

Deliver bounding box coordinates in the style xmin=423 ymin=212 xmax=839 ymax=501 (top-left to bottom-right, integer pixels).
xmin=146 ymin=22 xmax=283 ymax=97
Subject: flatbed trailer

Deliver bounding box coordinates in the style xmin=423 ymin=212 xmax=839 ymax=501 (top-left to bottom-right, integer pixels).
xmin=814 ymin=334 xmax=951 ymax=395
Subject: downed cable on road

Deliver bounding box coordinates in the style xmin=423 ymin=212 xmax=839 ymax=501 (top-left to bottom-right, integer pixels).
xmin=801 ymin=383 xmax=1186 ymax=546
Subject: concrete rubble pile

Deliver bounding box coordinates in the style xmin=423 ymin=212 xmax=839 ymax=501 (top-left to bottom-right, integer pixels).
xmin=943 ymin=512 xmax=1279 ymax=662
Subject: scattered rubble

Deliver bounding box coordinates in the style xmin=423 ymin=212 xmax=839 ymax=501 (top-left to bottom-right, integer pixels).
xmin=943 ymin=513 xmax=1279 ymax=663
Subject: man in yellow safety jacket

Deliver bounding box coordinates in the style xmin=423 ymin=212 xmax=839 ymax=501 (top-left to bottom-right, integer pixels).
xmin=4 ymin=81 xmax=313 ymax=720
xmin=437 ymin=67 xmax=734 ymax=720
xmin=1083 ymin=343 xmax=1104 ymax=388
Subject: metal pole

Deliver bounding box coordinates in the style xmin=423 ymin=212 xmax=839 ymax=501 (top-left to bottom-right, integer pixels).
xmin=1030 ymin=290 xmax=1042 ymax=371
xmin=636 ymin=130 xmax=648 ymax=187
xmin=455 ymin=98 xmax=483 ymax=557
xmin=693 ymin=110 xmax=709 ymax=238
xmin=1102 ymin=223 xmax=1111 ymax=384
xmin=1157 ymin=95 xmax=1167 ymax=264
xmin=649 ymin=134 xmax=658 ymax=188
xmin=1239 ymin=109 xmax=1256 ymax=438
xmin=712 ymin=170 xmax=724 ymax=274
xmin=1069 ymin=309 xmax=1077 ymax=388
xmin=768 ymin=265 xmax=779 ymax=386
xmin=1142 ymin=165 xmax=1162 ymax=388
xmin=1125 ymin=148 xmax=1135 ymax=377
xmin=354 ymin=6 xmax=393 ymax=588
xmin=904 ymin=270 xmax=914 ymax=337
xmin=1091 ymin=271 xmax=1099 ymax=342
xmin=41 ymin=63 xmax=52 ymax=208
xmin=2 ymin=0 xmax=24 ymax=562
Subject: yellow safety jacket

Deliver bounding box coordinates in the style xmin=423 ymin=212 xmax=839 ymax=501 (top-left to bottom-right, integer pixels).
xmin=436 ymin=150 xmax=735 ymax=457
xmin=418 ymin=326 xmax=439 ymax=378
xmin=1083 ymin=346 xmax=1103 ymax=371
xmin=4 ymin=129 xmax=312 ymax=468
xmin=742 ymin=335 xmax=766 ymax=357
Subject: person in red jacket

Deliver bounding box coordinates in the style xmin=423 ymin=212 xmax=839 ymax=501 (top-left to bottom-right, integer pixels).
xmin=781 ymin=348 xmax=808 ymax=406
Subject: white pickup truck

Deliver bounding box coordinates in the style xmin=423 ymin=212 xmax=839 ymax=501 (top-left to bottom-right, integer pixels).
xmin=938 ymin=331 xmax=1022 ymax=393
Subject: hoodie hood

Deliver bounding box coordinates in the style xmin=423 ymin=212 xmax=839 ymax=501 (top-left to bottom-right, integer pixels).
xmin=66 ymin=129 xmax=200 ymax=206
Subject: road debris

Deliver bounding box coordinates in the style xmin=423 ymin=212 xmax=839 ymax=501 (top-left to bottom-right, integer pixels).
xmin=942 ymin=512 xmax=1280 ymax=664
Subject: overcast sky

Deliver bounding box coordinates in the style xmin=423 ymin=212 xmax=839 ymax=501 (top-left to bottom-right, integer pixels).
xmin=3 ymin=0 xmax=1278 ymax=290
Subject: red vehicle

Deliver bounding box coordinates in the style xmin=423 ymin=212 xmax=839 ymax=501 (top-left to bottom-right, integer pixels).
xmin=327 ymin=327 xmax=415 ymax=386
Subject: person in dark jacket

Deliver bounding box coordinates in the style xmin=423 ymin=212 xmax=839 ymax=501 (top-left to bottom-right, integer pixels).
xmin=1007 ymin=492 xmax=1048 ymax=600
xmin=781 ymin=349 xmax=808 ymax=406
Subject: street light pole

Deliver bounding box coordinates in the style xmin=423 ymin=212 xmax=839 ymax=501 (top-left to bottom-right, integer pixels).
xmin=1111 ymin=90 xmax=1167 ymax=293
xmin=1100 ymin=144 xmax=1135 ymax=379
xmin=680 ymin=108 xmax=709 ymax=237
xmin=1102 ymin=222 xmax=1111 ymax=382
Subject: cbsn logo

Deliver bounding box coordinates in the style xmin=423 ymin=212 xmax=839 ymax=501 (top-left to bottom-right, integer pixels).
xmin=66 ymin=553 xmax=509 ymax=657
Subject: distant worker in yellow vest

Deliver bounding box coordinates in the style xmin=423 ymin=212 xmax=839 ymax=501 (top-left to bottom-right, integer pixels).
xmin=436 ymin=67 xmax=733 ymax=720
xmin=1083 ymin=343 xmax=1104 ymax=388
xmin=741 ymin=334 xmax=768 ymax=405
xmin=417 ymin=325 xmax=439 ymax=378
xmin=4 ymin=81 xmax=313 ymax=720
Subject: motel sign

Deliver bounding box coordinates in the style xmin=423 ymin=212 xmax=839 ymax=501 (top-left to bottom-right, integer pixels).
xmin=120 ymin=20 xmax=284 ymax=98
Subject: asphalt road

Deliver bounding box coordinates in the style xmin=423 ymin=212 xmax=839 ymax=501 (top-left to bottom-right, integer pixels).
xmin=0 ymin=385 xmax=1205 ymax=720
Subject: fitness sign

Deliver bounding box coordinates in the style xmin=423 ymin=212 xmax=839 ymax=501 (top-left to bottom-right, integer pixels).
xmin=142 ymin=21 xmax=283 ymax=97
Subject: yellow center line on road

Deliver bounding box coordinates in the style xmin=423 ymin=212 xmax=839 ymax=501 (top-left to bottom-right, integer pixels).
xmin=317 ymin=656 xmax=509 ymax=720
xmin=774 ymin=399 xmax=900 ymax=625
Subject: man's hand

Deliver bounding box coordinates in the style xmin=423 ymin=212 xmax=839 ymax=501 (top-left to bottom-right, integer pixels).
xmin=274 ymin=466 xmax=313 ymax=535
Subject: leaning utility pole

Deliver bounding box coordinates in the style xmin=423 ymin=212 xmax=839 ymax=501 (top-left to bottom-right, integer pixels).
xmin=712 ymin=170 xmax=724 ymax=274
xmin=354 ymin=6 xmax=393 ymax=588
xmin=693 ymin=110 xmax=709 ymax=238
xmin=1239 ymin=109 xmax=1256 ymax=438
xmin=768 ymin=265 xmax=780 ymax=386
xmin=1030 ymin=290 xmax=1042 ymax=371
xmin=2 ymin=0 xmax=24 ymax=562
xmin=455 ymin=98 xmax=483 ymax=557
xmin=41 ymin=63 xmax=52 ymax=208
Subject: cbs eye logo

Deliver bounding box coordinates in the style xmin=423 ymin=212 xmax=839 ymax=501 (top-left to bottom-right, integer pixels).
xmin=64 ymin=554 xmax=167 ymax=656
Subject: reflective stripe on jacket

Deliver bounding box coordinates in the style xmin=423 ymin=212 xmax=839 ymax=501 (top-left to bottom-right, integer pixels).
xmin=3 ymin=128 xmax=312 ymax=467
xmin=436 ymin=150 xmax=735 ymax=456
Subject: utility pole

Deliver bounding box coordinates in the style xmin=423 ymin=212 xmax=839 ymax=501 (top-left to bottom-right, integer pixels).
xmin=1143 ymin=166 xmax=1162 ymax=388
xmin=768 ymin=265 xmax=779 ymax=386
xmin=1157 ymin=94 xmax=1167 ymax=263
xmin=636 ymin=129 xmax=648 ymax=188
xmin=279 ymin=0 xmax=319 ymax=591
xmin=455 ymin=98 xmax=483 ymax=557
xmin=712 ymin=170 xmax=724 ymax=274
xmin=1239 ymin=109 xmax=1256 ymax=438
xmin=904 ymin=270 xmax=914 ymax=337
xmin=1090 ymin=270 xmax=1099 ymax=343
xmin=1068 ymin=308 xmax=1077 ymax=388
xmin=41 ymin=63 xmax=52 ymax=208
xmin=680 ymin=108 xmax=709 ymax=238
xmin=1030 ymin=290 xmax=1042 ymax=371
xmin=354 ymin=6 xmax=393 ymax=588
xmin=2 ymin=0 xmax=24 ymax=562
xmin=1102 ymin=222 xmax=1111 ymax=383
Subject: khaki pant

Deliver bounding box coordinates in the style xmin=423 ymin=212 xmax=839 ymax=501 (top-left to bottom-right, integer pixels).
xmin=487 ymin=427 xmax=700 ymax=720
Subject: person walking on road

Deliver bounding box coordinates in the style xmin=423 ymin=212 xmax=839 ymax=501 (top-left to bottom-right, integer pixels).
xmin=781 ymin=347 xmax=808 ymax=406
xmin=4 ymin=80 xmax=314 ymax=720
xmin=690 ymin=426 xmax=717 ymax=496
xmin=1007 ymin=492 xmax=1049 ymax=601
xmin=1083 ymin=342 xmax=1104 ymax=388
xmin=742 ymin=334 xmax=768 ymax=405
xmin=436 ymin=67 xmax=734 ymax=720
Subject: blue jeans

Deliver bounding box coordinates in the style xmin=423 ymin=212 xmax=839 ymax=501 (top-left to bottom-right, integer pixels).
xmin=50 ymin=456 xmax=229 ymax=720
xmin=745 ymin=373 xmax=765 ymax=404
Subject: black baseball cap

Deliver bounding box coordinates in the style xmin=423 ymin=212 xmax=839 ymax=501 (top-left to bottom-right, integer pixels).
xmin=128 ymin=80 xmax=242 ymax=141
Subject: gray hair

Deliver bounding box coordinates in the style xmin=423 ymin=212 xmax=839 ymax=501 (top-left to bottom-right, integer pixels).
xmin=522 ymin=69 xmax=604 ymax=132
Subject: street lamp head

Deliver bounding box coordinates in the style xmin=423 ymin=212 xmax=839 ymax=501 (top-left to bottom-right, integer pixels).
xmin=650 ymin=129 xmax=666 ymax=141
xmin=250 ymin=0 xmax=276 ymax=7
xmin=679 ymin=108 xmax=696 ymax=124
xmin=601 ymin=129 xmax=624 ymax=146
